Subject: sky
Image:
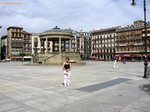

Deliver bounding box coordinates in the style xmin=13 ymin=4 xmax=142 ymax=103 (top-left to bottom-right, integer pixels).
xmin=0 ymin=0 xmax=150 ymax=35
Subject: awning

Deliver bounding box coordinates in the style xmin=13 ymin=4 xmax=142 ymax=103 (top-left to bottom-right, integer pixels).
xmin=115 ymin=54 xmax=120 ymax=57
xmin=90 ymin=56 xmax=97 ymax=59
xmin=115 ymin=54 xmax=124 ymax=57
xmin=145 ymin=53 xmax=150 ymax=57
xmin=132 ymin=54 xmax=141 ymax=57
xmin=123 ymin=54 xmax=131 ymax=57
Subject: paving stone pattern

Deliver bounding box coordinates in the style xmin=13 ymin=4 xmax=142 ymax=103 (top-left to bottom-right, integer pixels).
xmin=0 ymin=61 xmax=150 ymax=112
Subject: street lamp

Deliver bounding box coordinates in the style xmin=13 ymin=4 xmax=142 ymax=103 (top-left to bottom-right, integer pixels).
xmin=131 ymin=0 xmax=148 ymax=78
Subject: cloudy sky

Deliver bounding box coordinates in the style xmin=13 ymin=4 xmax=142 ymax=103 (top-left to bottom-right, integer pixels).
xmin=0 ymin=0 xmax=150 ymax=35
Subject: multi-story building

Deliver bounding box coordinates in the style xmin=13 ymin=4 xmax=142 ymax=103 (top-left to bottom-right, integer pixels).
xmin=78 ymin=34 xmax=84 ymax=59
xmin=72 ymin=31 xmax=77 ymax=52
xmin=7 ymin=26 xmax=23 ymax=61
xmin=7 ymin=26 xmax=31 ymax=61
xmin=23 ymin=31 xmax=32 ymax=61
xmin=116 ymin=20 xmax=150 ymax=61
xmin=91 ymin=27 xmax=118 ymax=61
xmin=143 ymin=24 xmax=150 ymax=59
xmin=65 ymin=30 xmax=77 ymax=52
xmin=1 ymin=35 xmax=7 ymax=60
xmin=76 ymin=32 xmax=81 ymax=51
xmin=61 ymin=30 xmax=92 ymax=60
xmin=79 ymin=32 xmax=91 ymax=60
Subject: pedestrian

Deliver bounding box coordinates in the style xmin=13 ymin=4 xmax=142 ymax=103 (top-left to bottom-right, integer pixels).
xmin=113 ymin=58 xmax=118 ymax=69
xmin=62 ymin=57 xmax=71 ymax=87
xmin=123 ymin=58 xmax=126 ymax=64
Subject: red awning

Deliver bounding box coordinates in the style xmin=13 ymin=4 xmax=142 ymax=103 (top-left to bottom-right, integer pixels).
xmin=90 ymin=56 xmax=97 ymax=59
xmin=115 ymin=54 xmax=124 ymax=57
xmin=123 ymin=54 xmax=131 ymax=57
xmin=132 ymin=54 xmax=141 ymax=57
xmin=115 ymin=54 xmax=120 ymax=57
xmin=146 ymin=53 xmax=150 ymax=56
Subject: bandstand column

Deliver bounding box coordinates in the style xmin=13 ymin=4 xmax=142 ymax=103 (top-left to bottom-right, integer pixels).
xmin=52 ymin=41 xmax=54 ymax=52
xmin=31 ymin=36 xmax=34 ymax=54
xmin=59 ymin=37 xmax=62 ymax=52
xmin=42 ymin=40 xmax=45 ymax=53
xmin=64 ymin=40 xmax=66 ymax=52
xmin=70 ymin=39 xmax=72 ymax=52
xmin=38 ymin=37 xmax=41 ymax=53
xmin=49 ymin=41 xmax=52 ymax=52
xmin=45 ymin=38 xmax=48 ymax=54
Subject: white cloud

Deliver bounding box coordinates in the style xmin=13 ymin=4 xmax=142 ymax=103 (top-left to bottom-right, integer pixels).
xmin=0 ymin=0 xmax=150 ymax=35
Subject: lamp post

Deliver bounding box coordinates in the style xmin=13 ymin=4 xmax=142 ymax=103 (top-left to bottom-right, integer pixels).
xmin=131 ymin=0 xmax=148 ymax=78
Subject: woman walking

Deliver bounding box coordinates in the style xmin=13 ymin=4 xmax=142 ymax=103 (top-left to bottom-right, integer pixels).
xmin=62 ymin=57 xmax=71 ymax=87
xmin=113 ymin=57 xmax=118 ymax=69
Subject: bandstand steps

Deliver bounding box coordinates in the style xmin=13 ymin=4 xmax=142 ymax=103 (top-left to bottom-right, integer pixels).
xmin=38 ymin=54 xmax=55 ymax=64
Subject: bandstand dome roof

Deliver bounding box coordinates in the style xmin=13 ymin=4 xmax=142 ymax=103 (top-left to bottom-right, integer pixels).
xmin=43 ymin=26 xmax=73 ymax=33
xmin=39 ymin=26 xmax=73 ymax=40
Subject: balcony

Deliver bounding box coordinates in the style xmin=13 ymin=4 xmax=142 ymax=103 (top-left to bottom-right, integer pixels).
xmin=12 ymin=51 xmax=20 ymax=55
xmin=134 ymin=43 xmax=143 ymax=46
xmin=11 ymin=44 xmax=23 ymax=48
xmin=116 ymin=50 xmax=145 ymax=53
xmin=118 ymin=44 xmax=127 ymax=46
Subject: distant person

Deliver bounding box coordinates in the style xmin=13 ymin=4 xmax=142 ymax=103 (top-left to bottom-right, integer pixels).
xmin=123 ymin=58 xmax=126 ymax=64
xmin=62 ymin=57 xmax=71 ymax=87
xmin=144 ymin=54 xmax=147 ymax=61
xmin=113 ymin=57 xmax=118 ymax=69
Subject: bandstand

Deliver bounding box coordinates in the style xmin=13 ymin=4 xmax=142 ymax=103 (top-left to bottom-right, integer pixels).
xmin=32 ymin=26 xmax=82 ymax=64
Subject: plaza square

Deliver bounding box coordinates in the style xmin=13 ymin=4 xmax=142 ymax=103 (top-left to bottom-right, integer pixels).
xmin=0 ymin=61 xmax=150 ymax=112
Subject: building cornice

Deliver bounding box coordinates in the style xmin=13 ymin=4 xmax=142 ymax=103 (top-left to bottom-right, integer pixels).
xmin=116 ymin=22 xmax=150 ymax=32
xmin=91 ymin=26 xmax=119 ymax=35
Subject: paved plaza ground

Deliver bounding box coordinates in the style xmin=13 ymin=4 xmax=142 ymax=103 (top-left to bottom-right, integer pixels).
xmin=0 ymin=61 xmax=150 ymax=112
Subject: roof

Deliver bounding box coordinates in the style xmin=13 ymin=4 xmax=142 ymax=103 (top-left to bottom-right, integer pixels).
xmin=7 ymin=26 xmax=23 ymax=30
xmin=91 ymin=26 xmax=120 ymax=34
xmin=23 ymin=31 xmax=31 ymax=35
xmin=116 ymin=22 xmax=150 ymax=32
xmin=43 ymin=26 xmax=73 ymax=34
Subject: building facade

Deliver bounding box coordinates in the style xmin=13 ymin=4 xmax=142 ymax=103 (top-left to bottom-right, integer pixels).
xmin=23 ymin=31 xmax=32 ymax=61
xmin=79 ymin=32 xmax=91 ymax=60
xmin=65 ymin=30 xmax=78 ymax=52
xmin=116 ymin=20 xmax=150 ymax=61
xmin=91 ymin=27 xmax=118 ymax=61
xmin=1 ymin=35 xmax=7 ymax=60
xmin=7 ymin=26 xmax=31 ymax=61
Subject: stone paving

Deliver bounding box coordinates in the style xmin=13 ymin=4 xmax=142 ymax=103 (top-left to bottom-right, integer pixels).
xmin=0 ymin=61 xmax=150 ymax=112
